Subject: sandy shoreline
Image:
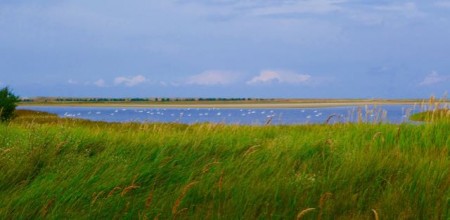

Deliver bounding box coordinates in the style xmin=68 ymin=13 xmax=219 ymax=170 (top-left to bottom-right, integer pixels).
xmin=18 ymin=101 xmax=431 ymax=109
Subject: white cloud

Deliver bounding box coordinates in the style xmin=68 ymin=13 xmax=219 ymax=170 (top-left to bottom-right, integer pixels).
xmin=114 ymin=75 xmax=147 ymax=87
xmin=247 ymin=70 xmax=311 ymax=85
xmin=435 ymin=1 xmax=450 ymax=8
xmin=186 ymin=71 xmax=238 ymax=86
xmin=159 ymin=81 xmax=168 ymax=87
xmin=374 ymin=2 xmax=425 ymax=18
xmin=94 ymin=79 xmax=107 ymax=87
xmin=250 ymin=0 xmax=346 ymax=17
xmin=419 ymin=71 xmax=449 ymax=86
xmin=68 ymin=79 xmax=78 ymax=85
xmin=339 ymin=2 xmax=427 ymax=27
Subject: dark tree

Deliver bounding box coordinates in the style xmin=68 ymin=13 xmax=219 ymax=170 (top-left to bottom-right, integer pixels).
xmin=0 ymin=87 xmax=20 ymax=122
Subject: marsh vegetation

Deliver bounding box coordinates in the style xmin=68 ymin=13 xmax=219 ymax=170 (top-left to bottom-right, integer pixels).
xmin=0 ymin=106 xmax=448 ymax=219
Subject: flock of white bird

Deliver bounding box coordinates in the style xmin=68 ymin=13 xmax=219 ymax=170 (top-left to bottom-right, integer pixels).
xmin=62 ymin=108 xmax=331 ymax=123
xmin=58 ymin=105 xmax=415 ymax=124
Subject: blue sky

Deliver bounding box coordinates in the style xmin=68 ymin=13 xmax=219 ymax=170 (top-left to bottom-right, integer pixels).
xmin=0 ymin=0 xmax=449 ymax=98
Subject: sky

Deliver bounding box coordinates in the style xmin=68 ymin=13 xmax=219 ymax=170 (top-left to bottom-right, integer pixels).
xmin=0 ymin=0 xmax=449 ymax=98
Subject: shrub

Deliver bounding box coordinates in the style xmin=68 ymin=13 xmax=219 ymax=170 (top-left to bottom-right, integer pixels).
xmin=0 ymin=87 xmax=20 ymax=122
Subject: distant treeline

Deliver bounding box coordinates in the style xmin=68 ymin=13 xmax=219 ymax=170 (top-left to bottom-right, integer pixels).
xmin=20 ymin=97 xmax=274 ymax=103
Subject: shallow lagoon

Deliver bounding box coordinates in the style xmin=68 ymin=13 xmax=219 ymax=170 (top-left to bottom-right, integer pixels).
xmin=19 ymin=105 xmax=421 ymax=125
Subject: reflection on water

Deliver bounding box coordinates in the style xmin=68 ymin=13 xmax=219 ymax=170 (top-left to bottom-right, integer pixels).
xmin=19 ymin=105 xmax=419 ymax=125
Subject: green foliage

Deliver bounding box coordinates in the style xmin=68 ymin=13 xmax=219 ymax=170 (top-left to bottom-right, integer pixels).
xmin=0 ymin=111 xmax=449 ymax=219
xmin=410 ymin=109 xmax=450 ymax=122
xmin=0 ymin=87 xmax=19 ymax=122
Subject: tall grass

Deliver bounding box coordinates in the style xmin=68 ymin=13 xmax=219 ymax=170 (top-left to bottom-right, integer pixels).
xmin=0 ymin=109 xmax=449 ymax=219
xmin=410 ymin=95 xmax=449 ymax=122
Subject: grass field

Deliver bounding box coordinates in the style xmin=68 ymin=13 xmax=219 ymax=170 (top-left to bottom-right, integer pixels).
xmin=410 ymin=109 xmax=450 ymax=122
xmin=0 ymin=109 xmax=449 ymax=219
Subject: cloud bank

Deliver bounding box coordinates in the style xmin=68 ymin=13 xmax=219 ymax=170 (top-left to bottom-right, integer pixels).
xmin=114 ymin=75 xmax=147 ymax=87
xmin=419 ymin=71 xmax=449 ymax=86
xmin=94 ymin=79 xmax=107 ymax=87
xmin=247 ymin=70 xmax=311 ymax=85
xmin=186 ymin=71 xmax=238 ymax=86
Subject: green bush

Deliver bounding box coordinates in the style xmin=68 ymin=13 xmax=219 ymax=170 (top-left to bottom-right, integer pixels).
xmin=0 ymin=87 xmax=20 ymax=122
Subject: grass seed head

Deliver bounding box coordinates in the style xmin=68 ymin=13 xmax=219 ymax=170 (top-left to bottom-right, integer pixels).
xmin=172 ymin=181 xmax=198 ymax=215
xmin=297 ymin=208 xmax=316 ymax=220
xmin=372 ymin=209 xmax=379 ymax=220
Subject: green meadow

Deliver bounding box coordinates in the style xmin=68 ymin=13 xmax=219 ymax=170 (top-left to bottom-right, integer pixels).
xmin=0 ymin=109 xmax=449 ymax=219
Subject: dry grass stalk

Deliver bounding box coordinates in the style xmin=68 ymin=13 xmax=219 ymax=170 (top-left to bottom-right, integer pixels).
xmin=54 ymin=141 xmax=67 ymax=155
xmin=265 ymin=116 xmax=273 ymax=125
xmin=202 ymin=161 xmax=221 ymax=174
xmin=296 ymin=208 xmax=316 ymax=220
xmin=218 ymin=171 xmax=224 ymax=192
xmin=145 ymin=190 xmax=154 ymax=209
xmin=91 ymin=191 xmax=104 ymax=205
xmin=372 ymin=209 xmax=379 ymax=220
xmin=395 ymin=127 xmax=401 ymax=142
xmin=175 ymin=208 xmax=188 ymax=216
xmin=326 ymin=139 xmax=335 ymax=149
xmin=121 ymin=185 xmax=140 ymax=196
xmin=318 ymin=192 xmax=333 ymax=220
xmin=357 ymin=106 xmax=363 ymax=123
xmin=121 ymin=176 xmax=141 ymax=196
xmin=159 ymin=156 xmax=173 ymax=168
xmin=319 ymin=192 xmax=333 ymax=209
xmin=429 ymin=96 xmax=435 ymax=108
xmin=372 ymin=132 xmax=384 ymax=143
xmin=1 ymin=148 xmax=11 ymax=154
xmin=108 ymin=186 xmax=122 ymax=197
xmin=324 ymin=114 xmax=337 ymax=124
xmin=41 ymin=198 xmax=55 ymax=217
xmin=243 ymin=145 xmax=259 ymax=157
xmin=172 ymin=181 xmax=199 ymax=215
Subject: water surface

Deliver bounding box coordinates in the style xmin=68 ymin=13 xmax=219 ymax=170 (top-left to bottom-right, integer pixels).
xmin=19 ymin=105 xmax=420 ymax=125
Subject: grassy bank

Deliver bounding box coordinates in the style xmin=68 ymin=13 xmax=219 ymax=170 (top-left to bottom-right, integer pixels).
xmin=0 ymin=111 xmax=449 ymax=219
xmin=410 ymin=109 xmax=450 ymax=122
